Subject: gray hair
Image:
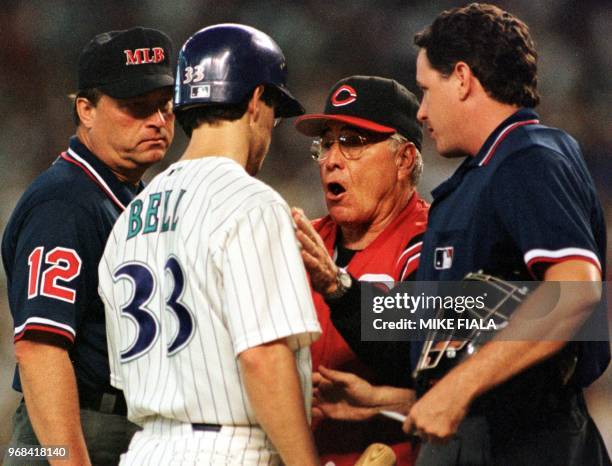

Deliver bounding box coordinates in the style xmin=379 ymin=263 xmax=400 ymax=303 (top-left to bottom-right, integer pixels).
xmin=389 ymin=133 xmax=423 ymax=187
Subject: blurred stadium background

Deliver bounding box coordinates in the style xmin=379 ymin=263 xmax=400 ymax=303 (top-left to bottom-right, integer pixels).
xmin=1 ymin=0 xmax=610 ymax=456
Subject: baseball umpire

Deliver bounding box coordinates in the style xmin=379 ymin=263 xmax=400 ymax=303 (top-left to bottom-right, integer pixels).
xmin=98 ymin=24 xmax=321 ymax=465
xmin=406 ymin=3 xmax=610 ymax=464
xmin=2 ymin=28 xmax=174 ymax=465
xmin=305 ymin=4 xmax=610 ymax=465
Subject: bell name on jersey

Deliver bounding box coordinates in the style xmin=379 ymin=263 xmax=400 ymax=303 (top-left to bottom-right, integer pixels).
xmin=126 ymin=189 xmax=186 ymax=239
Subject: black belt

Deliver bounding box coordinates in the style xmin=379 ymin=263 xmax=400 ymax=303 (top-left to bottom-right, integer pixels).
xmin=192 ymin=423 xmax=221 ymax=432
xmin=78 ymin=387 xmax=127 ymax=416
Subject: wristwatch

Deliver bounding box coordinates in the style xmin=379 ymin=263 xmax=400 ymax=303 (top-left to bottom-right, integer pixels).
xmin=325 ymin=267 xmax=352 ymax=300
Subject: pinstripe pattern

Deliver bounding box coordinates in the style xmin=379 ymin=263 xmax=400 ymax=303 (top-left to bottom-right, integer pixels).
xmin=99 ymin=157 xmax=320 ymax=463
xmin=120 ymin=419 xmax=280 ymax=465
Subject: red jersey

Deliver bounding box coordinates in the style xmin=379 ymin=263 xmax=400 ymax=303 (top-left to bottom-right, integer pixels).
xmin=311 ymin=192 xmax=429 ymax=465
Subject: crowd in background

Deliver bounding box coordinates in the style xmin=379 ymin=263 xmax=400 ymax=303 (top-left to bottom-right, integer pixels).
xmin=0 ymin=0 xmax=610 ymax=450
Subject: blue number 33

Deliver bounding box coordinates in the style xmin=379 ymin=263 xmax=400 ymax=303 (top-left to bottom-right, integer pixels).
xmin=113 ymin=256 xmax=195 ymax=362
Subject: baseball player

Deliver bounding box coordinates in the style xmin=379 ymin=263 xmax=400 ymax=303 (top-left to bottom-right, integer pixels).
xmin=2 ymin=28 xmax=174 ymax=466
xmin=98 ymin=24 xmax=321 ymax=466
xmin=406 ymin=4 xmax=610 ymax=464
xmin=292 ymin=76 xmax=428 ymax=465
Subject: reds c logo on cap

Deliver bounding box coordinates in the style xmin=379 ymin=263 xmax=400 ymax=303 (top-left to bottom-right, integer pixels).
xmin=124 ymin=47 xmax=165 ymax=65
xmin=331 ymin=85 xmax=357 ymax=107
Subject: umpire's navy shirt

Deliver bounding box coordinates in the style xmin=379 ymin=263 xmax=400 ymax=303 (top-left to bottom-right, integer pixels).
xmin=414 ymin=108 xmax=609 ymax=387
xmin=2 ymin=136 xmax=142 ymax=393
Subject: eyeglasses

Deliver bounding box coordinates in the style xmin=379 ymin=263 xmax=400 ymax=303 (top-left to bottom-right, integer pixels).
xmin=310 ymin=131 xmax=407 ymax=162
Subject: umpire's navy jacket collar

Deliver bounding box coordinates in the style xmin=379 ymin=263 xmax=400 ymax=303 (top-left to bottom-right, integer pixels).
xmin=431 ymin=108 xmax=540 ymax=201
xmin=67 ymin=135 xmax=143 ymax=209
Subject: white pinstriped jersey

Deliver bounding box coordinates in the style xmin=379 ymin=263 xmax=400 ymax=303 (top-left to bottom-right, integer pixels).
xmin=98 ymin=157 xmax=321 ymax=429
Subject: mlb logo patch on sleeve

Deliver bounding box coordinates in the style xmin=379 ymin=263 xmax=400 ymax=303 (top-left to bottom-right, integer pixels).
xmin=434 ymin=247 xmax=453 ymax=270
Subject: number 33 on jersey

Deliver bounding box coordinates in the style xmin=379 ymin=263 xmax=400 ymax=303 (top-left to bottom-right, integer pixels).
xmin=111 ymin=256 xmax=195 ymax=362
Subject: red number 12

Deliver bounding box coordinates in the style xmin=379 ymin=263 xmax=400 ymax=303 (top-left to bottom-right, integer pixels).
xmin=27 ymin=247 xmax=82 ymax=303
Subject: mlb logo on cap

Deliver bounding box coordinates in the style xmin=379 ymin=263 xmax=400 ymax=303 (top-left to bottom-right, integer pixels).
xmin=434 ymin=247 xmax=454 ymax=270
xmin=78 ymin=27 xmax=174 ymax=99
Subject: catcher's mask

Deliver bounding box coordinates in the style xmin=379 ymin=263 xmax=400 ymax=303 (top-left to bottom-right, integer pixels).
xmin=414 ymin=273 xmax=531 ymax=388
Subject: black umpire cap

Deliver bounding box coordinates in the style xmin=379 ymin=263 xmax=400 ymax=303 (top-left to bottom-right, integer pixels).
xmin=78 ymin=27 xmax=174 ymax=98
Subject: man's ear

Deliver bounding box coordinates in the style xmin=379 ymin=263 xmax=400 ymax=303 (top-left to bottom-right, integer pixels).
xmin=453 ymin=61 xmax=474 ymax=101
xmin=76 ymin=97 xmax=98 ymax=129
xmin=247 ymin=85 xmax=266 ymax=126
xmin=396 ymin=142 xmax=417 ymax=182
